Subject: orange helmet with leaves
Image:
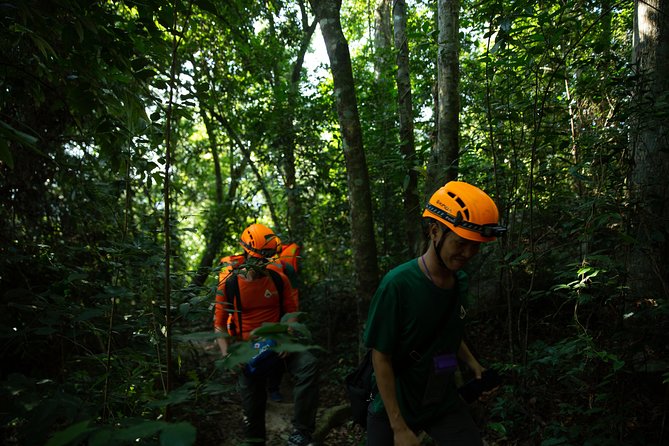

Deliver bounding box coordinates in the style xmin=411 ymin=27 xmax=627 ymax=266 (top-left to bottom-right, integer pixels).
xmin=240 ymin=223 xmax=280 ymax=258
xmin=423 ymin=181 xmax=506 ymax=242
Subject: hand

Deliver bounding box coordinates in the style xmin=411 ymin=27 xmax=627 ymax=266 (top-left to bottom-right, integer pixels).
xmin=220 ymin=354 xmax=243 ymax=376
xmin=479 ymin=387 xmax=499 ymax=401
xmin=393 ymin=426 xmax=420 ymax=446
xmin=470 ymin=369 xmax=503 ymax=402
xmin=468 ymin=361 xmax=485 ymax=380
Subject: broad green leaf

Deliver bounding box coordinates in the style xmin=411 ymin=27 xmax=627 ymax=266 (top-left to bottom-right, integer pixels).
xmin=88 ymin=427 xmax=115 ymax=446
xmin=113 ymin=420 xmax=166 ymax=441
xmin=0 ymin=120 xmax=38 ymax=147
xmin=251 ymin=323 xmax=289 ymax=336
xmin=541 ymin=437 xmax=568 ymax=446
xmin=0 ymin=138 xmax=13 ymax=168
xmin=149 ymin=386 xmax=193 ymax=408
xmin=45 ymin=420 xmax=93 ymax=446
xmin=160 ymin=422 xmax=197 ymax=446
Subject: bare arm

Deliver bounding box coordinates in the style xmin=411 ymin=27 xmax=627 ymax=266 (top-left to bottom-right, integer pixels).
xmin=216 ymin=328 xmax=230 ymax=357
xmin=457 ymin=340 xmax=484 ymax=378
xmin=371 ymin=349 xmax=420 ymax=446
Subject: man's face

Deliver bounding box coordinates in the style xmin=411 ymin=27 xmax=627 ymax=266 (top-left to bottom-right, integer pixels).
xmin=437 ymin=228 xmax=481 ymax=271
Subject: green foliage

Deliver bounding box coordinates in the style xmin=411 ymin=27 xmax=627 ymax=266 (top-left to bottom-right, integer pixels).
xmin=45 ymin=419 xmax=197 ymax=446
xmin=0 ymin=371 xmax=198 ymax=446
xmin=221 ymin=315 xmax=323 ymax=371
xmin=1 ymin=0 xmax=667 ymax=444
xmin=485 ymin=335 xmax=629 ymax=445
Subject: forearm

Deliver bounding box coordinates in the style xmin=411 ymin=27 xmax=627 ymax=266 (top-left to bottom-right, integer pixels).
xmin=371 ymin=349 xmax=410 ymax=433
xmin=457 ymin=340 xmax=484 ymax=377
xmin=215 ymin=328 xmax=230 ymax=357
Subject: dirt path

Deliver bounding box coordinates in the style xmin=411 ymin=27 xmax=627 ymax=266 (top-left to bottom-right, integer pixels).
xmin=216 ymin=375 xmax=298 ymax=445
xmin=212 ymin=375 xmax=364 ymax=446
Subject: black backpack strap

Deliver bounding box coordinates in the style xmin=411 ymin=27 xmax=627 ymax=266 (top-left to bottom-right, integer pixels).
xmin=266 ymin=268 xmax=285 ymax=316
xmin=224 ymin=274 xmax=243 ymax=338
xmin=225 ymin=269 xmax=285 ymax=337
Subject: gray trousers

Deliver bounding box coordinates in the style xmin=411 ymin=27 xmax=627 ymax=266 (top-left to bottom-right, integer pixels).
xmin=238 ymin=350 xmax=319 ymax=444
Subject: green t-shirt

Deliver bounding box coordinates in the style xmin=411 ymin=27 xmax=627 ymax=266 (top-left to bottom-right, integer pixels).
xmin=363 ymin=258 xmax=469 ymax=429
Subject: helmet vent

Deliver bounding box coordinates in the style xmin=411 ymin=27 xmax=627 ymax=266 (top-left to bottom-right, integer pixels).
xmin=447 ymin=192 xmax=469 ymax=218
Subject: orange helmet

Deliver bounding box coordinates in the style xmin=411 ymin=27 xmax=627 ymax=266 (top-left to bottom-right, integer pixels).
xmin=423 ymin=181 xmax=506 ymax=242
xmin=240 ymin=223 xmax=280 ymax=258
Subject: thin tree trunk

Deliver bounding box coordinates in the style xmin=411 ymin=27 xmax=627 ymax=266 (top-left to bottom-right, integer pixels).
xmin=270 ymin=1 xmax=317 ymax=243
xmin=162 ymin=0 xmax=191 ymax=414
xmin=211 ymin=110 xmax=281 ymax=227
xmin=309 ymin=0 xmax=380 ymax=302
xmin=372 ymin=0 xmax=395 ymax=258
xmin=428 ymin=0 xmax=460 ymax=194
xmin=374 ymin=0 xmax=392 ymax=79
xmin=189 ymin=110 xmax=225 ymax=287
xmin=393 ymin=0 xmax=421 ymax=257
xmin=189 ymin=55 xmax=237 ymax=287
xmin=202 ymin=110 xmax=223 ymax=205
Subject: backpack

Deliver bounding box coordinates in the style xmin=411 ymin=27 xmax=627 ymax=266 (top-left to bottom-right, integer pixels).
xmin=224 ymin=267 xmax=285 ymax=338
xmin=345 ymin=349 xmax=375 ymax=427
xmin=278 ymin=242 xmax=301 ymax=273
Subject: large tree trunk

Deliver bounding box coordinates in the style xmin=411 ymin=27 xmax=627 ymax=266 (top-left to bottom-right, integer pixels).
xmin=393 ymin=0 xmax=421 ymax=256
xmin=309 ymin=0 xmax=380 ymax=302
xmin=628 ymin=0 xmax=669 ymax=300
xmin=427 ymin=0 xmax=460 ymax=194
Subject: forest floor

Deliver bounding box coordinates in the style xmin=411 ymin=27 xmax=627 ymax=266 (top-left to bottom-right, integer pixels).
xmin=186 ymin=339 xmax=368 ymax=446
xmin=183 ymin=317 xmax=506 ymax=446
xmin=209 ymin=371 xmax=368 ymax=446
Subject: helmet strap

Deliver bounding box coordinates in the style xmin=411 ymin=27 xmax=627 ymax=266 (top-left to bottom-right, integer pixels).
xmin=432 ymin=225 xmax=449 ymax=270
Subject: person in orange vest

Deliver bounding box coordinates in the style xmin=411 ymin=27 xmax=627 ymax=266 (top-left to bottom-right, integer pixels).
xmin=265 ymin=239 xmax=302 ymax=402
xmin=214 ymin=223 xmax=318 ymax=446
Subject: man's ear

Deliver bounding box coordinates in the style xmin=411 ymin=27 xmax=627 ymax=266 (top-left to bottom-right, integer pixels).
xmin=428 ymin=221 xmax=440 ymax=240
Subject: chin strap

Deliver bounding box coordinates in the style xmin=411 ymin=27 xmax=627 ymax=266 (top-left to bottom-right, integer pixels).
xmin=432 ymin=228 xmax=449 ymax=270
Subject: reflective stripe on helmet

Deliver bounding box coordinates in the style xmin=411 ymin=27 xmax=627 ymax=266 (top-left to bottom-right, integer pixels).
xmin=425 ymin=204 xmax=507 ymax=238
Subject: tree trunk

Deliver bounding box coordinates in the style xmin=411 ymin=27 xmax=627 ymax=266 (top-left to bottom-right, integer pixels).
xmin=189 ymin=57 xmax=246 ymax=288
xmin=374 ymin=0 xmax=392 ymax=79
xmin=189 ymin=109 xmax=226 ymax=287
xmin=372 ymin=0 xmax=395 ymax=259
xmin=211 ymin=110 xmax=281 ymax=227
xmin=393 ymin=0 xmax=422 ymax=256
xmin=202 ymin=110 xmax=224 ymax=205
xmin=286 ymin=5 xmax=317 ymax=244
xmin=309 ymin=0 xmax=380 ymax=302
xmin=428 ymin=0 xmax=460 ymax=194
xmin=267 ymin=2 xmax=317 ymax=244
xmin=628 ymin=0 xmax=669 ymax=300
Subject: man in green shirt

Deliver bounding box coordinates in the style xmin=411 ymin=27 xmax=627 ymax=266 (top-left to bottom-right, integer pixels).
xmin=364 ymin=181 xmax=506 ymax=446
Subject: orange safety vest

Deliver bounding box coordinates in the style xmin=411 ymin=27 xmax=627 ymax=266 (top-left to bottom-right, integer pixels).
xmin=214 ymin=255 xmax=297 ymax=339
